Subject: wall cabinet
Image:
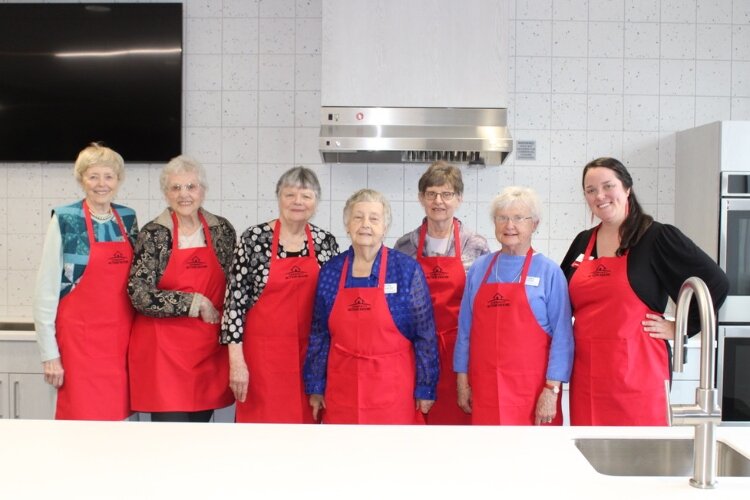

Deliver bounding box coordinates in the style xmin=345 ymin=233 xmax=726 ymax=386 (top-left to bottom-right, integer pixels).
xmin=0 ymin=335 xmax=56 ymax=420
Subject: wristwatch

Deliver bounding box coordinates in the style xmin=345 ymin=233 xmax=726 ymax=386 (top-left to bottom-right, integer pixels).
xmin=544 ymin=383 xmax=560 ymax=394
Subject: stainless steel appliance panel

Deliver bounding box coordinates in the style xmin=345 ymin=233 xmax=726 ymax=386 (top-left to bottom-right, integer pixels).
xmin=717 ymin=325 xmax=750 ymax=425
xmin=719 ymin=197 xmax=750 ymax=322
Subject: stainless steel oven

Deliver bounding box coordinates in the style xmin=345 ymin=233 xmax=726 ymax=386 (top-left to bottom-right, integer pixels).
xmin=718 ymin=172 xmax=750 ymax=323
xmin=717 ymin=325 xmax=750 ymax=425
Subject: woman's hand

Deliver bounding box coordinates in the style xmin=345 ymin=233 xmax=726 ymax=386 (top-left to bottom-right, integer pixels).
xmin=457 ymin=373 xmax=472 ymax=414
xmin=198 ymin=295 xmax=220 ymax=324
xmin=643 ymin=313 xmax=675 ymax=340
xmin=535 ymin=387 xmax=558 ymax=425
xmin=416 ymin=399 xmax=435 ymax=414
xmin=228 ymin=344 xmax=249 ymax=402
xmin=43 ymin=358 xmax=64 ymax=388
xmin=309 ymin=394 xmax=326 ymax=422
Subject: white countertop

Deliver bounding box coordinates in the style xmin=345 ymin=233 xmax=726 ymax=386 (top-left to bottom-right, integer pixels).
xmin=1 ymin=420 xmax=748 ymax=499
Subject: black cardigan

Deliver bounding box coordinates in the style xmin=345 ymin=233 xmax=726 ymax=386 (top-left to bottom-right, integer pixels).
xmin=560 ymin=221 xmax=729 ymax=338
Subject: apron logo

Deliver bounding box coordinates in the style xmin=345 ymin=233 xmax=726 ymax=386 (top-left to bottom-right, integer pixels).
xmin=589 ymin=264 xmax=610 ymax=277
xmin=107 ymin=251 xmax=129 ymax=265
xmin=285 ymin=265 xmax=309 ymax=280
xmin=487 ymin=293 xmax=510 ymax=308
xmin=428 ymin=265 xmax=449 ymax=280
xmin=347 ymin=296 xmax=372 ymax=312
xmin=186 ymin=256 xmax=207 ymax=269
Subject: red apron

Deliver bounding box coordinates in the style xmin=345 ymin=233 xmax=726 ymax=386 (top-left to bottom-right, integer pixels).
xmin=568 ymin=227 xmax=670 ymax=426
xmin=416 ymin=219 xmax=470 ymax=425
xmin=324 ymin=248 xmax=424 ymax=424
xmin=469 ymin=248 xmax=562 ymax=425
xmin=236 ymin=221 xmax=319 ymax=423
xmin=129 ymin=211 xmax=233 ymax=412
xmin=55 ymin=200 xmax=133 ymax=420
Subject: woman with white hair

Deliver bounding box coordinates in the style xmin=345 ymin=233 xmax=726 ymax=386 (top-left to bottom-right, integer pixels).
xmin=220 ymin=166 xmax=338 ymax=423
xmin=304 ymin=189 xmax=439 ymax=424
xmin=454 ymin=186 xmax=573 ymax=425
xmin=34 ymin=143 xmax=138 ymax=420
xmin=128 ymin=155 xmax=236 ymax=422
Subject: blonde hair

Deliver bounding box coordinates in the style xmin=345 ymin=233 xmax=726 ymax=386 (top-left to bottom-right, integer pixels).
xmin=73 ymin=143 xmax=125 ymax=184
xmin=343 ymin=189 xmax=392 ymax=229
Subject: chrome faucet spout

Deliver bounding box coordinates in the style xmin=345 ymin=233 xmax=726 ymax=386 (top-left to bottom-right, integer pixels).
xmin=670 ymin=277 xmax=721 ymax=489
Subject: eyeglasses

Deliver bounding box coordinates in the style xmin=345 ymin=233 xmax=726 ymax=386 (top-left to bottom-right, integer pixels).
xmin=168 ymin=183 xmax=200 ymax=194
xmin=494 ymin=215 xmax=533 ymax=225
xmin=423 ymin=191 xmax=456 ymax=201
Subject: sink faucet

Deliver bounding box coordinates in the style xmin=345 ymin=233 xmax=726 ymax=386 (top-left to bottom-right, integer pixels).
xmin=671 ymin=276 xmax=722 ymax=489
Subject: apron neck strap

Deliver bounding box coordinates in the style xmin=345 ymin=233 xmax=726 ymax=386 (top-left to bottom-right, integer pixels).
xmin=480 ymin=251 xmax=501 ymax=285
xmin=82 ymin=199 xmax=128 ymax=245
xmin=170 ymin=209 xmax=212 ymax=251
xmin=417 ymin=218 xmax=461 ymax=258
xmin=582 ymin=225 xmax=599 ymax=260
xmin=272 ymin=220 xmax=315 ymax=259
xmin=480 ymin=247 xmax=534 ymax=285
xmin=339 ymin=246 xmax=388 ymax=290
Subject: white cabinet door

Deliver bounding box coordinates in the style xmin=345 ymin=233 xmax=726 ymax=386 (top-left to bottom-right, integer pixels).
xmin=9 ymin=373 xmax=55 ymax=420
xmin=0 ymin=374 xmax=9 ymax=419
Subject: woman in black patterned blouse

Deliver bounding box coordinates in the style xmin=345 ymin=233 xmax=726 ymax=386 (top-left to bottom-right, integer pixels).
xmin=220 ymin=166 xmax=339 ymax=423
xmin=128 ymin=155 xmax=236 ymax=423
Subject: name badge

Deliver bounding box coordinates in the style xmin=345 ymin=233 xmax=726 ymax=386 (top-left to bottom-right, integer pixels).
xmin=525 ymin=276 xmax=540 ymax=287
xmin=571 ymin=253 xmax=585 ymax=269
xmin=384 ymin=283 xmax=398 ymax=294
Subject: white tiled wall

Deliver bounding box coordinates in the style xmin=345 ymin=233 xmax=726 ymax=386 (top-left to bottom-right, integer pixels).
xmin=1 ymin=0 xmax=749 ymax=318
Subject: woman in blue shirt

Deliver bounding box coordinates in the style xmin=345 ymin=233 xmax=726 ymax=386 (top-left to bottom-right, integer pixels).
xmin=304 ymin=189 xmax=439 ymax=424
xmin=454 ymin=186 xmax=574 ymax=425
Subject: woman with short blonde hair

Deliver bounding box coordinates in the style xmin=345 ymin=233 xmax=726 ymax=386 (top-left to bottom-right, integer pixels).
xmin=33 ymin=143 xmax=138 ymax=420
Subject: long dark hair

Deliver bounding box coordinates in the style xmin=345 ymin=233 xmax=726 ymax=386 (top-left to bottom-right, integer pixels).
xmin=582 ymin=157 xmax=653 ymax=256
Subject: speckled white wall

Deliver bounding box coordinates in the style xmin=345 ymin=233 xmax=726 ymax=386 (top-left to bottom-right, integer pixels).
xmin=1 ymin=0 xmax=749 ymax=318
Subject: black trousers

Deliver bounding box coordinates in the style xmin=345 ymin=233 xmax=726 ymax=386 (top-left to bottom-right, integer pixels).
xmin=149 ymin=410 xmax=214 ymax=423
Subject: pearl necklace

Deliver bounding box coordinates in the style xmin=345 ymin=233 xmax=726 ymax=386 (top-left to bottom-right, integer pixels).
xmin=89 ymin=207 xmax=113 ymax=222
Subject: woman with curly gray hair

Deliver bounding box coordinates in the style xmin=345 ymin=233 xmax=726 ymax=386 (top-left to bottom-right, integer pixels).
xmin=128 ymin=155 xmax=236 ymax=422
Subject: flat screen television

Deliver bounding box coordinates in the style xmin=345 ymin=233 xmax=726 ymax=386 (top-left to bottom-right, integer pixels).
xmin=0 ymin=3 xmax=182 ymax=163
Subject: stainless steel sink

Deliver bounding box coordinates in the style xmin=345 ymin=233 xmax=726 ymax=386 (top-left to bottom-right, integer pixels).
xmin=574 ymin=438 xmax=750 ymax=477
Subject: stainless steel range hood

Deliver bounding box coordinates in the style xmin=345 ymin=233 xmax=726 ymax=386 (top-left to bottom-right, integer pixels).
xmin=319 ymin=107 xmax=513 ymax=166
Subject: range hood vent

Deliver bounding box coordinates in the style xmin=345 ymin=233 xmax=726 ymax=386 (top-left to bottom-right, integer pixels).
xmin=319 ymin=107 xmax=513 ymax=166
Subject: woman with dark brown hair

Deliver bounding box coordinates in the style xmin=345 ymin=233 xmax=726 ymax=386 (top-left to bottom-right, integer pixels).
xmin=561 ymin=157 xmax=728 ymax=426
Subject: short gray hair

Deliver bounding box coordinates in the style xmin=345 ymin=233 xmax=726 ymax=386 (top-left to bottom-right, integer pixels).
xmin=276 ymin=166 xmax=322 ymax=200
xmin=490 ymin=186 xmax=542 ymax=221
xmin=343 ymin=189 xmax=392 ymax=229
xmin=159 ymin=155 xmax=208 ymax=194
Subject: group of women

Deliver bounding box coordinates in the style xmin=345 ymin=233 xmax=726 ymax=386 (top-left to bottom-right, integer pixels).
xmin=33 ymin=143 xmax=729 ymax=426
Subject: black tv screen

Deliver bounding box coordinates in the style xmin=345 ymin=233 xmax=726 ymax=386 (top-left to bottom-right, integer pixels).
xmin=0 ymin=3 xmax=182 ymax=162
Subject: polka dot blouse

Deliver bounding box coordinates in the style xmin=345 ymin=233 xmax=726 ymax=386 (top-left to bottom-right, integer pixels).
xmin=220 ymin=222 xmax=339 ymax=344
